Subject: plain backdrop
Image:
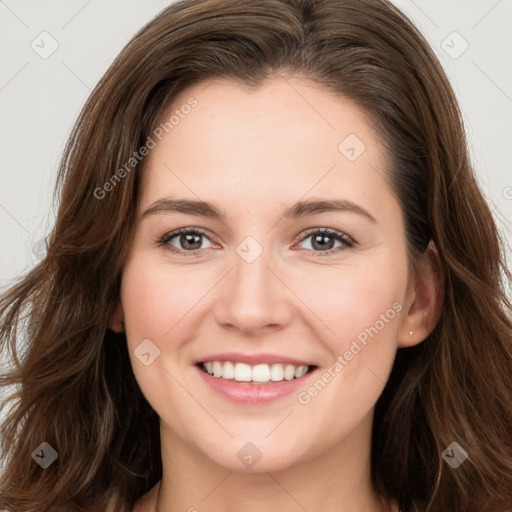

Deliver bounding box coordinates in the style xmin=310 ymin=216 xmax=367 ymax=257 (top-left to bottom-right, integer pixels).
xmin=0 ymin=1 xmax=511 ymax=305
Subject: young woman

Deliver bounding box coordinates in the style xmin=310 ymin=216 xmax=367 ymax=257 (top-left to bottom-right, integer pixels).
xmin=1 ymin=0 xmax=511 ymax=511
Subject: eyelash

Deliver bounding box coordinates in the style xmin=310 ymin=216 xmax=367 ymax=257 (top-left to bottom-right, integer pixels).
xmin=157 ymin=227 xmax=355 ymax=257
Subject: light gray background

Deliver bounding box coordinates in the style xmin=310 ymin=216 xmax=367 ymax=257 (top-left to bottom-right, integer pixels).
xmin=1 ymin=0 xmax=511 ymax=287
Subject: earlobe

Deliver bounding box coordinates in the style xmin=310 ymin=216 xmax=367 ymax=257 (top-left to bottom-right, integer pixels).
xmin=398 ymin=240 xmax=444 ymax=348
xmin=109 ymin=301 xmax=125 ymax=333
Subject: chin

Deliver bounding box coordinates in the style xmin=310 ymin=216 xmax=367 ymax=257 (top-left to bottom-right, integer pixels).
xmin=199 ymin=437 xmax=309 ymax=473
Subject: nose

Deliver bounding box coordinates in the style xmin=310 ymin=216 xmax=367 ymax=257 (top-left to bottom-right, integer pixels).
xmin=213 ymin=245 xmax=293 ymax=336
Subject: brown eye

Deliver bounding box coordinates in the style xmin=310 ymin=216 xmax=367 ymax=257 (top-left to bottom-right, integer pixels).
xmin=297 ymin=229 xmax=354 ymax=254
xmin=160 ymin=228 xmax=215 ymax=254
xmin=177 ymin=232 xmax=203 ymax=250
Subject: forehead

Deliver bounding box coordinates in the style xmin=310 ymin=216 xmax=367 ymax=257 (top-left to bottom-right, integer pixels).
xmin=139 ymin=76 xmax=394 ymax=217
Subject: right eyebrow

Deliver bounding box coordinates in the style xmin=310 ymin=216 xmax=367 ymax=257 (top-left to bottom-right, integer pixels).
xmin=142 ymin=199 xmax=225 ymax=220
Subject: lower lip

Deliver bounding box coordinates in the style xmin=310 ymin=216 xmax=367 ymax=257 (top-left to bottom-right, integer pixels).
xmin=195 ymin=365 xmax=317 ymax=403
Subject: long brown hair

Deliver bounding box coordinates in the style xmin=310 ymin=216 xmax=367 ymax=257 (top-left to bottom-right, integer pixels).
xmin=1 ymin=0 xmax=511 ymax=510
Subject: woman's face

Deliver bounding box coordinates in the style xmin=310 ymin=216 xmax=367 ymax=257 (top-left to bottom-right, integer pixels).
xmin=119 ymin=76 xmax=413 ymax=472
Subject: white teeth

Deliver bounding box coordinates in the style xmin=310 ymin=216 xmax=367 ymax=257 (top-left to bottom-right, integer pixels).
xmin=284 ymin=364 xmax=296 ymax=380
xmin=222 ymin=361 xmax=235 ymax=379
xmin=270 ymin=364 xmax=284 ymax=381
xmin=252 ymin=364 xmax=270 ymax=382
xmin=234 ymin=362 xmax=252 ymax=382
xmin=201 ymin=361 xmax=311 ymax=383
xmin=295 ymin=365 xmax=308 ymax=378
xmin=213 ymin=361 xmax=223 ymax=378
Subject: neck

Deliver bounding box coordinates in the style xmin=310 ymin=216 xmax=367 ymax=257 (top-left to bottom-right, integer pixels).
xmin=154 ymin=410 xmax=393 ymax=512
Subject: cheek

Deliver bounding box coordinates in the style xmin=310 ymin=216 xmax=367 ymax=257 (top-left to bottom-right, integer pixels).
xmin=119 ymin=254 xmax=202 ymax=415
xmin=297 ymin=259 xmax=405 ymax=347
xmin=121 ymin=254 xmax=200 ymax=344
xmin=293 ymin=257 xmax=406 ymax=406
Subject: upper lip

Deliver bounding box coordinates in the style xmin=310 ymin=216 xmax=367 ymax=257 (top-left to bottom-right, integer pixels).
xmin=196 ymin=352 xmax=315 ymax=367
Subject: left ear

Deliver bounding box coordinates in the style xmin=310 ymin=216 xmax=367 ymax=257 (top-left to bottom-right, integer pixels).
xmin=398 ymin=240 xmax=444 ymax=348
xmin=109 ymin=301 xmax=125 ymax=333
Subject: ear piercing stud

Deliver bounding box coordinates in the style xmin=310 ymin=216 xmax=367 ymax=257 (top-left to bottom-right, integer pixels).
xmin=409 ymin=330 xmax=413 ymax=337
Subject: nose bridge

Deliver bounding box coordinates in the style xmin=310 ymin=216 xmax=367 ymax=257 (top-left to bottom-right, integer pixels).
xmin=214 ymin=235 xmax=291 ymax=333
xmin=234 ymin=245 xmax=272 ymax=298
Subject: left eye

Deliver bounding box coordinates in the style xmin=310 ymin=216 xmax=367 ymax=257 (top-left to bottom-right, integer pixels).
xmin=296 ymin=229 xmax=353 ymax=253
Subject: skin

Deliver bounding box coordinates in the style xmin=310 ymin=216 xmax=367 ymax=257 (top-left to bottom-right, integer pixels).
xmin=110 ymin=75 xmax=442 ymax=512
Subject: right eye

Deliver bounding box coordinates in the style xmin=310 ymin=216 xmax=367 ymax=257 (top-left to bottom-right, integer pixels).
xmin=158 ymin=228 xmax=217 ymax=255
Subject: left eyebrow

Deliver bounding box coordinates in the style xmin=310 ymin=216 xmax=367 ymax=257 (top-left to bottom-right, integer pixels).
xmin=141 ymin=197 xmax=377 ymax=224
xmin=282 ymin=198 xmax=377 ymax=224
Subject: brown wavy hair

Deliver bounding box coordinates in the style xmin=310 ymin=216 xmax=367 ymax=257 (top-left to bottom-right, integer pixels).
xmin=1 ymin=0 xmax=511 ymax=510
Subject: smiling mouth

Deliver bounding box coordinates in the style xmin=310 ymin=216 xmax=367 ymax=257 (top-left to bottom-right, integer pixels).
xmin=197 ymin=361 xmax=317 ymax=384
